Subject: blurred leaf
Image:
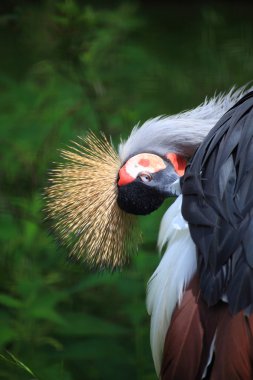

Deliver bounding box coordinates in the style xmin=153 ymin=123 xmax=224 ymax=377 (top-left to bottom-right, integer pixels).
xmin=0 ymin=327 xmax=16 ymax=346
xmin=0 ymin=352 xmax=39 ymax=379
xmin=0 ymin=295 xmax=22 ymax=308
xmin=56 ymin=312 xmax=128 ymax=337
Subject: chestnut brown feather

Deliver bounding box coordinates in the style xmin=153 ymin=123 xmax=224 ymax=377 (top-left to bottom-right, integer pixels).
xmin=161 ymin=276 xmax=204 ymax=380
xmin=45 ymin=132 xmax=139 ymax=269
xmin=211 ymin=311 xmax=253 ymax=380
xmin=161 ymin=275 xmax=253 ymax=380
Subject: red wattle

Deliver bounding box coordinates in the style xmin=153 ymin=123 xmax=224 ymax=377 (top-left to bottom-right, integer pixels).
xmin=166 ymin=153 xmax=187 ymax=176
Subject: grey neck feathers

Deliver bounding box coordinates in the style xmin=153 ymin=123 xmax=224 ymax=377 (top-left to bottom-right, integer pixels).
xmin=118 ymin=85 xmax=253 ymax=162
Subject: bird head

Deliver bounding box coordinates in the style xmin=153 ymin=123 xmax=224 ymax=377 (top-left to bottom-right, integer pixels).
xmin=117 ymin=152 xmax=186 ymax=215
xmin=45 ymin=132 xmax=187 ymax=269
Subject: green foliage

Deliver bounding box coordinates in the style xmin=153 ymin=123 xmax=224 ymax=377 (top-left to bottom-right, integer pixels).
xmin=0 ymin=1 xmax=253 ymax=379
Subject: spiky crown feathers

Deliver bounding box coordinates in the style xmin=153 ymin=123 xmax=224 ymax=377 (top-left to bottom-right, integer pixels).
xmin=46 ymin=133 xmax=139 ymax=269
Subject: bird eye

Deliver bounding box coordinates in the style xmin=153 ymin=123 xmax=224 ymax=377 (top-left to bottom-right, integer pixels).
xmin=139 ymin=172 xmax=153 ymax=183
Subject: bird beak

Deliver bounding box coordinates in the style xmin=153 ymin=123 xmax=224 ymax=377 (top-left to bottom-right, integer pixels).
xmin=146 ymin=165 xmax=181 ymax=197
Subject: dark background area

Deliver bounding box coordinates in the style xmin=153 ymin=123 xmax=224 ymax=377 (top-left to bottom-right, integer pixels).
xmin=0 ymin=1 xmax=253 ymax=379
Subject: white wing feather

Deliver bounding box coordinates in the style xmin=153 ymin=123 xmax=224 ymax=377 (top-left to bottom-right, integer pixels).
xmin=146 ymin=196 xmax=197 ymax=377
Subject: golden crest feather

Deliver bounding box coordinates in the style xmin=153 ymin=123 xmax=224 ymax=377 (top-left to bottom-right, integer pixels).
xmin=45 ymin=132 xmax=139 ymax=269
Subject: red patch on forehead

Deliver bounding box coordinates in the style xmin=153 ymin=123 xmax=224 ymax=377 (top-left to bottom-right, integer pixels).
xmin=138 ymin=158 xmax=150 ymax=167
xmin=166 ymin=153 xmax=187 ymax=176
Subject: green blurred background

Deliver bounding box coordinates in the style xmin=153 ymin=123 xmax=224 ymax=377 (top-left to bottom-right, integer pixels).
xmin=0 ymin=1 xmax=253 ymax=379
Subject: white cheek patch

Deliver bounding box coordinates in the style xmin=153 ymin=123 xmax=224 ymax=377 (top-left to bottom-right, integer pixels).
xmin=126 ymin=153 xmax=166 ymax=177
xmin=118 ymin=153 xmax=166 ymax=186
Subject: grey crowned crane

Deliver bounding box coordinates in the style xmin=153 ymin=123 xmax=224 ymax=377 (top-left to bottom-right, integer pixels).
xmin=46 ymin=86 xmax=253 ymax=380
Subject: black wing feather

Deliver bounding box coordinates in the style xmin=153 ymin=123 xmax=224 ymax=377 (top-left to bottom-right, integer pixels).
xmin=182 ymin=91 xmax=253 ymax=314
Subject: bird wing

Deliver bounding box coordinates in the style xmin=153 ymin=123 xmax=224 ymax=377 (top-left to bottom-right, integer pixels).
xmin=181 ymin=91 xmax=253 ymax=314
